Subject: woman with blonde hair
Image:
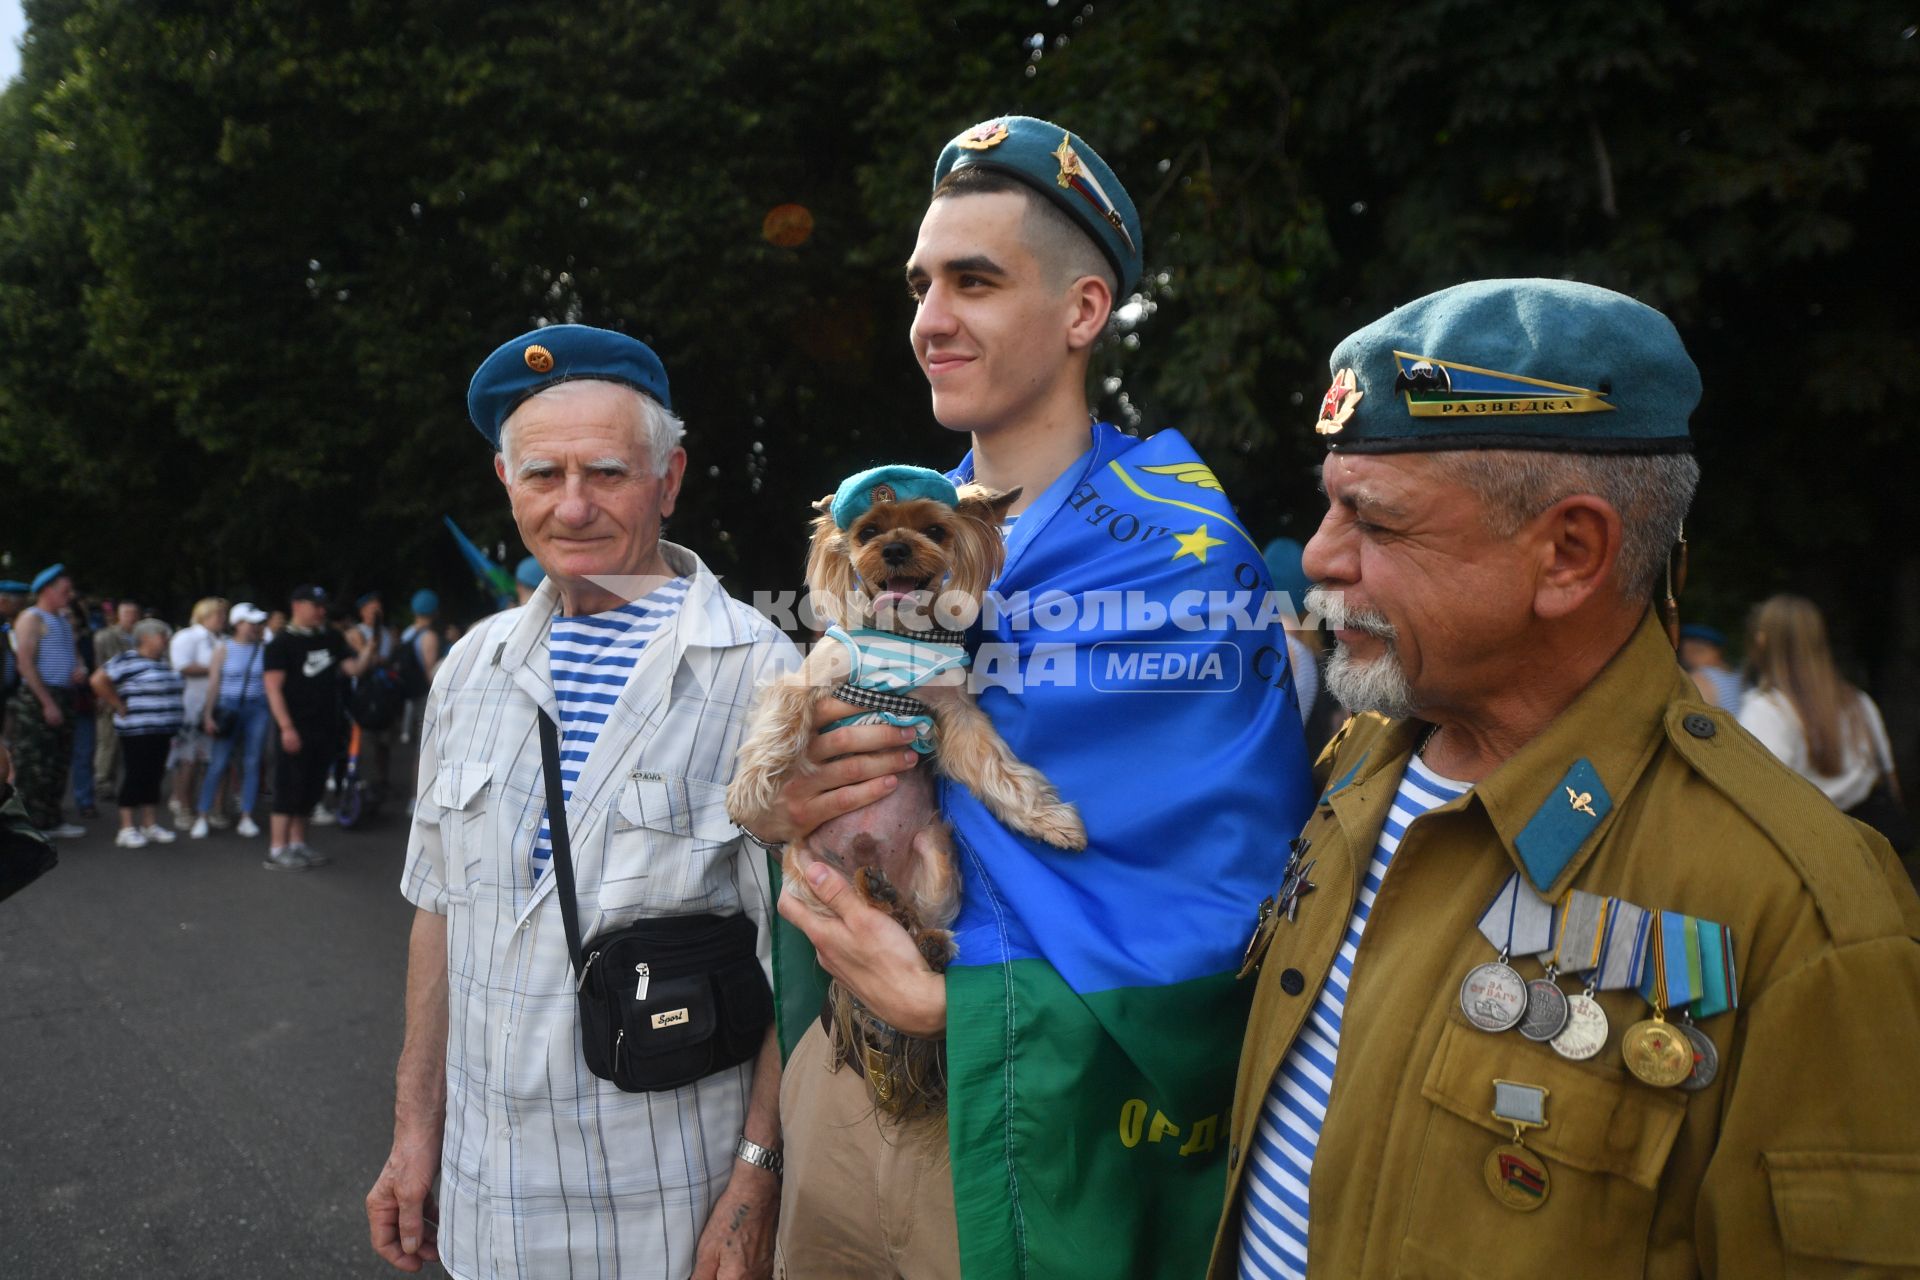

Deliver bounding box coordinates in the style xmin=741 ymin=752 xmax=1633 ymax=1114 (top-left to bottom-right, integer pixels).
xmin=1738 ymin=594 xmax=1908 ymax=848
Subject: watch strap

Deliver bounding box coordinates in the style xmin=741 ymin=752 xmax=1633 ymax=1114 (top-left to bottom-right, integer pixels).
xmin=734 ymin=1134 xmax=783 ymax=1177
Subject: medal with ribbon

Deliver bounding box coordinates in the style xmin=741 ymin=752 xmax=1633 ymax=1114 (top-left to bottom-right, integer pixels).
xmin=1484 ymin=1080 xmax=1553 ymax=1211
xmin=1543 ymin=890 xmax=1614 ymax=1061
xmin=1622 ymin=911 xmax=1698 ymax=1087
xmin=1460 ymin=873 xmax=1555 ymax=1034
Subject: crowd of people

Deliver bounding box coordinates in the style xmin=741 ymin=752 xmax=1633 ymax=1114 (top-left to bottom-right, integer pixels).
xmin=0 ymin=572 xmax=455 ymax=868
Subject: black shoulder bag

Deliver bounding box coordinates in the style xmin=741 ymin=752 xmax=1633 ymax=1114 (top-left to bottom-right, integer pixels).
xmin=536 ymin=710 xmax=773 ymax=1092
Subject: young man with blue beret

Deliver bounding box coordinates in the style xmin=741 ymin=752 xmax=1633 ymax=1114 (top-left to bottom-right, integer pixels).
xmin=738 ymin=116 xmax=1315 ymax=1279
xmin=366 ymin=324 xmax=799 ymax=1280
xmin=1213 ymin=279 xmax=1920 ymax=1279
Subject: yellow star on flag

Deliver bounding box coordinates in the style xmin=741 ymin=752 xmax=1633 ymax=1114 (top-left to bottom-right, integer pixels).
xmin=1172 ymin=524 xmax=1227 ymax=564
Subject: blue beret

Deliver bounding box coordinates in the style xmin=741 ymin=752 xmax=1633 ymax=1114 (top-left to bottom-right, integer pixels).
xmin=933 ymin=115 xmax=1144 ymax=297
xmin=1678 ymin=623 xmax=1727 ymax=647
xmin=467 ymin=324 xmax=672 ymax=449
xmin=0 ymin=579 xmax=27 ymax=595
xmin=410 ymin=589 xmax=440 ymax=615
xmin=1314 ymin=279 xmax=1698 ymax=455
xmin=831 ymin=465 xmax=959 ymax=530
xmin=30 ymin=563 xmax=67 ymax=595
xmin=514 ymin=556 xmax=544 ymax=590
xmin=1261 ymin=538 xmax=1311 ymax=607
xmin=356 ymin=590 xmax=381 ymax=608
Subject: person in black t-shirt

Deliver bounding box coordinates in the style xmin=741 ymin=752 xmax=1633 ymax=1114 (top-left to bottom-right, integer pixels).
xmin=262 ymin=584 xmax=373 ymax=870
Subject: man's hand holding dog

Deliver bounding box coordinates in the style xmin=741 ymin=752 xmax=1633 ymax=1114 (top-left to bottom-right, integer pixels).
xmin=780 ymin=853 xmax=947 ymax=1038
xmin=740 ymin=696 xmax=922 ymax=846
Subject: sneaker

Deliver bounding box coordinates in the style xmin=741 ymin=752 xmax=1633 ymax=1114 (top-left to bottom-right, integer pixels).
xmin=189 ymin=816 xmax=211 ymax=840
xmin=262 ymin=846 xmax=312 ymax=872
xmin=206 ymin=813 xmax=233 ymax=830
xmin=292 ymin=842 xmax=331 ymax=867
xmin=142 ymin=825 xmax=178 ymax=845
xmin=309 ymin=804 xmax=338 ymax=827
xmin=170 ymin=801 xmax=193 ymax=831
xmin=46 ymin=822 xmax=88 ymax=839
xmin=236 ymin=815 xmax=261 ymax=839
xmin=114 ymin=827 xmax=149 ymax=849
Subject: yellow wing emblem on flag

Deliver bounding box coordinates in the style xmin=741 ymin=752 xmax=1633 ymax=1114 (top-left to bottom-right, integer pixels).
xmin=1138 ymin=462 xmax=1223 ymax=492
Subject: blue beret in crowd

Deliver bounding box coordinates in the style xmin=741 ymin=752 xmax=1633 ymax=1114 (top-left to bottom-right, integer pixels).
xmin=410 ymin=589 xmax=440 ymax=616
xmin=1314 ymin=279 xmax=1698 ymax=455
xmin=467 ymin=324 xmax=672 ymax=449
xmin=933 ymin=115 xmax=1144 ymax=297
xmin=29 ymin=563 xmax=66 ymax=595
xmin=515 ymin=556 xmax=545 ymax=591
xmin=830 ymin=465 xmax=960 ymax=531
xmin=0 ymin=579 xmax=28 ymax=595
xmin=1261 ymin=538 xmax=1312 ymax=608
xmin=1679 ymin=623 xmax=1728 ymax=648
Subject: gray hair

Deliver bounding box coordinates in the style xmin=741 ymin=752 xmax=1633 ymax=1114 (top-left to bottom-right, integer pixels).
xmin=132 ymin=618 xmax=172 ymax=643
xmin=1434 ymin=450 xmax=1700 ymax=600
xmin=498 ymin=380 xmax=686 ymax=478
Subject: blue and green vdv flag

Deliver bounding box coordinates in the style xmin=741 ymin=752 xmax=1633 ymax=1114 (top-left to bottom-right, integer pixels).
xmin=773 ymin=421 xmax=1315 ymax=1278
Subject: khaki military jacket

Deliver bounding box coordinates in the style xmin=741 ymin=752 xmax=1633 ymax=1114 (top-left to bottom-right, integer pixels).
xmin=1209 ymin=613 xmax=1920 ymax=1278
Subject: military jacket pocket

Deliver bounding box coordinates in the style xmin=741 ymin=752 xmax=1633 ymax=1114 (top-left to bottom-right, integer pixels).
xmin=599 ymin=771 xmax=740 ymax=918
xmin=1766 ymin=1151 xmax=1920 ymax=1270
xmin=1395 ymin=1019 xmax=1687 ymax=1279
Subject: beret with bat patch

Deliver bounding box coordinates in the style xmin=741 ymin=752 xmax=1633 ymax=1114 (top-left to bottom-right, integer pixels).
xmin=1314 ymin=278 xmax=1698 ymax=455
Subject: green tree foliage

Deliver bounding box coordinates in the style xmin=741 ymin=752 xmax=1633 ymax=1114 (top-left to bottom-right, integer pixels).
xmin=0 ymin=0 xmax=1913 ymax=703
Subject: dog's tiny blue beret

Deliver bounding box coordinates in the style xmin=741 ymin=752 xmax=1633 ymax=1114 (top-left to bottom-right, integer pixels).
xmin=831 ymin=465 xmax=959 ymax=530
xmin=933 ymin=115 xmax=1143 ymax=297
xmin=515 ymin=556 xmax=544 ymax=590
xmin=1316 ymin=279 xmax=1697 ymax=455
xmin=30 ymin=563 xmax=67 ymax=595
xmin=467 ymin=324 xmax=672 ymax=448
xmin=0 ymin=579 xmax=28 ymax=594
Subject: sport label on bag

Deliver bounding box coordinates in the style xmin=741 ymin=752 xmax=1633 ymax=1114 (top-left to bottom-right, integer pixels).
xmin=651 ymin=1008 xmax=690 ymax=1030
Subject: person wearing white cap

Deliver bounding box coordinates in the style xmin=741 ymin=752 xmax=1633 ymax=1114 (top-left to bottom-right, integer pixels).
xmin=191 ymin=603 xmax=271 ymax=839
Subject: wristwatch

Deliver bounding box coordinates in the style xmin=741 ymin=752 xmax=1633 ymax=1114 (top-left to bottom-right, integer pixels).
xmin=734 ymin=1134 xmax=784 ymax=1178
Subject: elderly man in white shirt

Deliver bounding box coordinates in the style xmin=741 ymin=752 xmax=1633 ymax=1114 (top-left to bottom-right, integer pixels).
xmin=366 ymin=325 xmax=797 ymax=1280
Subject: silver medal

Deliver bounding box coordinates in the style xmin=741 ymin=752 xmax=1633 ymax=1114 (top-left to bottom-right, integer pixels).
xmin=1459 ymin=960 xmax=1529 ymax=1032
xmin=1548 ymin=992 xmax=1609 ymax=1061
xmin=1676 ymin=1021 xmax=1719 ymax=1092
xmin=1517 ymin=978 xmax=1571 ymax=1042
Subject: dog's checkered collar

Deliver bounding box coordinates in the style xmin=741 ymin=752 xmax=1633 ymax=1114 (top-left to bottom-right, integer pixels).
xmin=833 ymin=682 xmax=930 ymax=720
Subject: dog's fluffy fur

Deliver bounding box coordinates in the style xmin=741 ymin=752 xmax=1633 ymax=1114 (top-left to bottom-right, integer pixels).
xmin=727 ymin=481 xmax=1086 ymax=1113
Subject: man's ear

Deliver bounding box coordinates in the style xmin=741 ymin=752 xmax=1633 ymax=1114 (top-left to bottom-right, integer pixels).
xmin=1532 ymin=494 xmax=1624 ymax=620
xmin=657 ymin=447 xmax=688 ymax=520
xmin=1066 ymin=274 xmax=1113 ymax=352
xmin=495 ymin=452 xmax=510 ymax=487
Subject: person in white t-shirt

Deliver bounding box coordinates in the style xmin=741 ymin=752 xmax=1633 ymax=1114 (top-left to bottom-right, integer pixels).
xmin=168 ymin=597 xmax=227 ymax=828
xmin=1737 ymin=593 xmax=1901 ymax=814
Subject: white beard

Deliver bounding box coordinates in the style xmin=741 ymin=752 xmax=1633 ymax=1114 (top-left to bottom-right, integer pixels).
xmin=1307 ymin=585 xmax=1419 ymax=720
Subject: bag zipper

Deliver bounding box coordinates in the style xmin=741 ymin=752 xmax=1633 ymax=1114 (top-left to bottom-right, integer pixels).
xmin=635 ymin=962 xmax=651 ymax=1001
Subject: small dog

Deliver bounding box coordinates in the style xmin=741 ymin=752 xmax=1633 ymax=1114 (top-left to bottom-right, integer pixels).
xmin=727 ymin=465 xmax=1086 ymax=1114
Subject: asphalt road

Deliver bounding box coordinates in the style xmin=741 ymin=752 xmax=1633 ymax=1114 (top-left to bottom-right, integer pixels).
xmin=0 ymin=808 xmax=419 ymax=1278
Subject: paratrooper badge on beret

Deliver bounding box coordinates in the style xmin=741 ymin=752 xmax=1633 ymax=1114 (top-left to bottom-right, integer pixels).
xmin=1316 ymin=279 xmax=1699 ymax=455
